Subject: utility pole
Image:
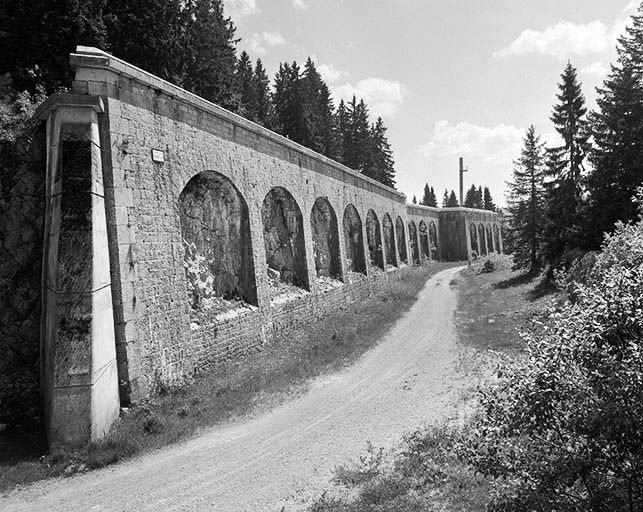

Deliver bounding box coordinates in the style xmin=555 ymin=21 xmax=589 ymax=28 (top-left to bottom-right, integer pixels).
xmin=459 ymin=157 xmax=468 ymax=206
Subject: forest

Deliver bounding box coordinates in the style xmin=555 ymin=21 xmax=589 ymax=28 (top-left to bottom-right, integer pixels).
xmin=0 ymin=0 xmax=395 ymax=188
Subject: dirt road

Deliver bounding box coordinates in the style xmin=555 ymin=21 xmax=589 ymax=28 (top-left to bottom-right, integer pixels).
xmin=3 ymin=266 xmax=468 ymax=512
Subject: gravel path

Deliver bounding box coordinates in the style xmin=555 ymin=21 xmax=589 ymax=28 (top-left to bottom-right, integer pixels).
xmin=3 ymin=266 xmax=467 ymax=512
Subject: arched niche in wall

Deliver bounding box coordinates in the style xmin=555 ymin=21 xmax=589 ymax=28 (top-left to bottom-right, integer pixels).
xmin=486 ymin=224 xmax=494 ymax=253
xmin=493 ymin=224 xmax=501 ymax=252
xmin=262 ymin=186 xmax=309 ymax=289
xmin=469 ymin=222 xmax=479 ymax=257
xmin=429 ymin=221 xmax=439 ymax=260
xmin=178 ymin=171 xmax=257 ymax=308
xmin=382 ymin=213 xmax=396 ymax=267
xmin=395 ymin=216 xmax=408 ymax=264
xmin=478 ymin=224 xmax=487 ymax=255
xmin=343 ymin=204 xmax=366 ymax=274
xmin=418 ymin=221 xmax=430 ymax=260
xmin=366 ymin=209 xmax=384 ymax=270
xmin=408 ymin=221 xmax=420 ymax=265
xmin=310 ymin=197 xmax=341 ymax=280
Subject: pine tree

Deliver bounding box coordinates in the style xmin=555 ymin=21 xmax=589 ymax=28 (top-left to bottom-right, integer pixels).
xmin=429 ymin=187 xmax=437 ymax=206
xmin=335 ymin=99 xmax=349 ymax=164
xmin=412 ymin=195 xmax=417 ymax=204
xmin=483 ymin=187 xmax=496 ymax=211
xmin=273 ymin=61 xmax=304 ymax=141
xmin=585 ymin=6 xmax=643 ymax=248
xmin=447 ymin=190 xmax=459 ymax=207
xmin=543 ymin=62 xmax=590 ymax=261
xmin=507 ymin=125 xmax=546 ymax=271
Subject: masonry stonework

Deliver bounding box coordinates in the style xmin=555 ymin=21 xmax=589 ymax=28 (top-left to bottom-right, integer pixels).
xmin=31 ymin=47 xmax=503 ymax=445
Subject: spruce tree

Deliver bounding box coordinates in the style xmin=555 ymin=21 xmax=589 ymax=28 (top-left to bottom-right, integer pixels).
xmin=421 ymin=183 xmax=437 ymax=206
xmin=442 ymin=189 xmax=450 ymax=207
xmin=507 ymin=125 xmax=546 ymax=271
xmin=483 ymin=187 xmax=496 ymax=210
xmin=543 ymin=62 xmax=590 ymax=261
xmin=335 ymin=99 xmax=349 ymax=164
xmin=464 ymin=184 xmax=478 ymax=208
xmin=412 ymin=195 xmax=417 ymax=204
xmin=252 ymin=59 xmax=273 ymax=128
xmin=447 ymin=190 xmax=459 ymax=207
xmin=236 ymin=51 xmax=255 ymax=120
xmin=585 ymin=6 xmax=643 ymax=248
xmin=366 ymin=117 xmax=395 ymax=187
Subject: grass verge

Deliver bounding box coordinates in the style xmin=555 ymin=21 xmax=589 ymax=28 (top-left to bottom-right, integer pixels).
xmin=307 ymin=255 xmax=562 ymax=512
xmin=0 ymin=262 xmax=458 ymax=494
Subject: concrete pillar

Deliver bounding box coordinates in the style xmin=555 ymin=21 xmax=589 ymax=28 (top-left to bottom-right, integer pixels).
xmin=498 ymin=223 xmax=504 ymax=253
xmin=486 ymin=225 xmax=493 ymax=254
xmin=38 ymin=96 xmax=120 ymax=447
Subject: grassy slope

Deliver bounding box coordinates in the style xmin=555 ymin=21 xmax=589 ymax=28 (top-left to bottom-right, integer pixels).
xmin=309 ymin=256 xmax=561 ymax=512
xmin=0 ymin=262 xmax=458 ymax=494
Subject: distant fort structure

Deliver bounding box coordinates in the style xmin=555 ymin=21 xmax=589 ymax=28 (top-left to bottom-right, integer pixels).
xmin=33 ymin=47 xmax=503 ymax=445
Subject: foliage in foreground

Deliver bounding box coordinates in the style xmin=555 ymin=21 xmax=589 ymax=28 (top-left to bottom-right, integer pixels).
xmin=465 ymin=209 xmax=643 ymax=511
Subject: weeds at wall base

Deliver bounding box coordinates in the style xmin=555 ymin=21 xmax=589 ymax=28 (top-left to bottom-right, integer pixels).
xmin=0 ymin=262 xmax=459 ymax=494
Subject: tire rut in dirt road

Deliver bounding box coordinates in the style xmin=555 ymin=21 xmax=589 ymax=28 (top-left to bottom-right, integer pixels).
xmin=2 ymin=266 xmax=466 ymax=512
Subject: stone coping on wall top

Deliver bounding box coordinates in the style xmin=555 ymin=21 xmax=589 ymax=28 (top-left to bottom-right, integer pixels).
xmin=405 ymin=204 xmax=501 ymax=218
xmin=69 ymin=46 xmax=406 ymax=203
xmin=34 ymin=95 xmax=105 ymax=120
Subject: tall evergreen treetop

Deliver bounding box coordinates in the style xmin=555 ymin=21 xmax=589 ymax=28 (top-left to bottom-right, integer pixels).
xmin=507 ymin=125 xmax=546 ymax=271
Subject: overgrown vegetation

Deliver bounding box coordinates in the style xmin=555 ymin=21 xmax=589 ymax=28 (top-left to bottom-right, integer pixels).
xmin=0 ymin=263 xmax=457 ymax=493
xmin=308 ymin=255 xmax=557 ymax=511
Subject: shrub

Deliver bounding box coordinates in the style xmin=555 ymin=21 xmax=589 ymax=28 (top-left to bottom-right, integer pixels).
xmin=463 ymin=210 xmax=643 ymax=511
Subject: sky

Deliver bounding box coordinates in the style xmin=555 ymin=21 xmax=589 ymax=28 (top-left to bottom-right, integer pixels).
xmin=225 ymin=0 xmax=639 ymax=206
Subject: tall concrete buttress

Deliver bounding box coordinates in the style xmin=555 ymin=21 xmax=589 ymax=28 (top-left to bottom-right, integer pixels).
xmin=37 ymin=96 xmax=120 ymax=447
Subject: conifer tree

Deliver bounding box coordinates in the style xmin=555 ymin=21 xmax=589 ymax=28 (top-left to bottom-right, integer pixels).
xmin=585 ymin=5 xmax=643 ymax=248
xmin=421 ymin=183 xmax=437 ymax=206
xmin=464 ymin=184 xmax=480 ymax=208
xmin=543 ymin=62 xmax=590 ymax=261
xmin=442 ymin=189 xmax=450 ymax=207
xmin=236 ymin=51 xmax=255 ymax=120
xmin=365 ymin=117 xmax=396 ymax=187
xmin=483 ymin=187 xmax=496 ymax=211
xmin=181 ymin=0 xmax=239 ymax=110
xmin=252 ymin=59 xmax=273 ymax=128
xmin=447 ymin=190 xmax=459 ymax=207
xmin=412 ymin=195 xmax=417 ymax=204
xmin=507 ymin=125 xmax=546 ymax=271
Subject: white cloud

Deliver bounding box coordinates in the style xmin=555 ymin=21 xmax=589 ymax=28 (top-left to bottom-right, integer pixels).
xmin=418 ymin=121 xmax=524 ymax=166
xmin=581 ymin=61 xmax=609 ymax=78
xmin=333 ymin=78 xmax=408 ymax=117
xmin=225 ymin=0 xmax=259 ymax=19
xmin=244 ymin=31 xmax=287 ymax=55
xmin=494 ymin=20 xmax=610 ymax=59
xmin=494 ymin=2 xmax=639 ymax=60
xmin=317 ymin=64 xmax=348 ymax=84
xmin=292 ymin=0 xmax=308 ymax=9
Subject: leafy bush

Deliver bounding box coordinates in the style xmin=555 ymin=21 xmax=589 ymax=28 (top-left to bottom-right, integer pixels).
xmin=464 ymin=211 xmax=643 ymax=511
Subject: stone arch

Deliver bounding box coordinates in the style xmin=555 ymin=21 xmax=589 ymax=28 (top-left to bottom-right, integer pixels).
xmin=429 ymin=221 xmax=439 ymax=260
xmin=178 ymin=171 xmax=257 ymax=308
xmin=262 ymin=186 xmax=308 ymax=289
xmin=310 ymin=197 xmax=341 ymax=280
xmin=408 ymin=221 xmax=420 ymax=265
xmin=469 ymin=223 xmax=479 ymax=257
xmin=395 ymin=216 xmax=408 ymax=264
xmin=493 ymin=224 xmax=501 ymax=253
xmin=478 ymin=224 xmax=487 ymax=255
xmin=343 ymin=204 xmax=366 ymax=274
xmin=366 ymin=209 xmax=384 ymax=269
xmin=418 ymin=221 xmax=430 ymax=260
xmin=382 ymin=213 xmax=396 ymax=267
xmin=486 ymin=224 xmax=493 ymax=253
